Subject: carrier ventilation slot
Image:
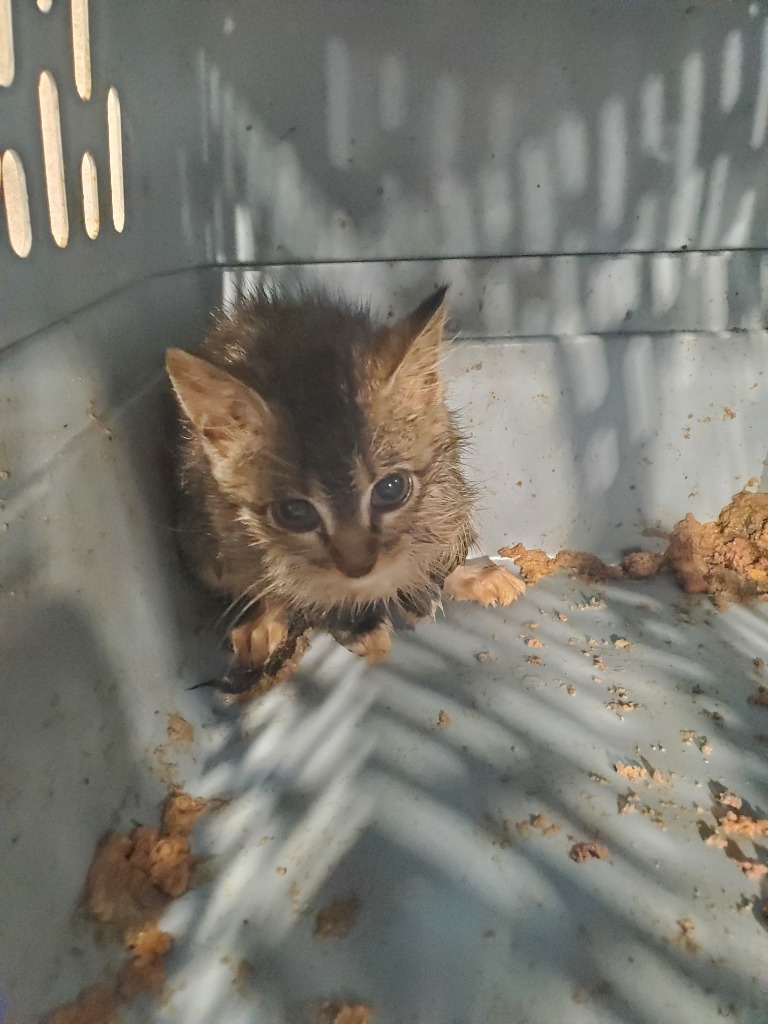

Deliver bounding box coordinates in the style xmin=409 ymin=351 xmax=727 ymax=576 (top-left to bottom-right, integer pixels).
xmin=39 ymin=70 xmax=69 ymax=247
xmin=107 ymin=87 xmax=124 ymax=232
xmin=1 ymin=150 xmax=32 ymax=257
xmin=81 ymin=150 xmax=98 ymax=238
xmin=1 ymin=0 xmax=126 ymax=255
xmin=0 ymin=0 xmax=13 ymax=87
xmin=71 ymin=0 xmax=91 ymax=100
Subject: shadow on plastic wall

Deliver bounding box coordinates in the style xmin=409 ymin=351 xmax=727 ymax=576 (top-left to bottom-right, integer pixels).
xmin=176 ymin=2 xmax=768 ymax=559
xmin=180 ymin=3 xmax=768 ymax=310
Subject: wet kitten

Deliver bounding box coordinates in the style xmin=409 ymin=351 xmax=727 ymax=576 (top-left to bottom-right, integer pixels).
xmin=166 ymin=283 xmax=524 ymax=692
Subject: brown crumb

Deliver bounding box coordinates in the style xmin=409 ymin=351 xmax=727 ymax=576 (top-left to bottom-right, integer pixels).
xmin=117 ymin=923 xmax=173 ymax=999
xmin=166 ymin=713 xmax=195 ymax=745
xmin=613 ymin=638 xmax=633 ymax=650
xmin=588 ymin=772 xmax=610 ymax=784
xmin=557 ymin=612 xmax=568 ymax=621
xmin=436 ymin=709 xmax=451 ymax=729
xmin=498 ymin=544 xmax=559 ymax=584
xmin=314 ymin=896 xmax=362 ymax=939
xmin=569 ymin=841 xmax=609 ymax=863
xmin=0 ymin=469 xmax=9 ymax=480
xmin=565 ymin=684 xmax=576 ymax=696
xmin=523 ymin=621 xmax=540 ymax=630
xmin=748 ymin=686 xmax=768 ymax=708
xmin=315 ymin=1002 xmax=374 ymax=1024
xmin=665 ymin=491 xmax=768 ymax=605
xmin=162 ymin=790 xmax=212 ymax=837
xmin=618 ymin=790 xmax=639 ymax=816
xmin=723 ymin=406 xmax=736 ymax=420
xmin=85 ymin=829 xmax=172 ymax=930
xmin=276 ymin=866 xmax=287 ymax=876
xmin=615 ymin=762 xmax=647 ymax=781
xmin=531 ymin=813 xmax=561 ymax=836
xmin=234 ymin=958 xmax=252 ymax=990
xmin=605 ymin=686 xmax=644 ymax=713
xmin=475 ymin=650 xmax=491 ymax=662
xmin=642 ymin=805 xmax=666 ymax=830
xmin=718 ymin=809 xmax=768 ymax=838
xmin=524 ymin=637 xmax=545 ymax=648
xmin=593 ymin=655 xmax=607 ymax=671
xmin=674 ymin=917 xmax=699 ymax=953
xmin=48 ymin=791 xmax=207 ymax=1022
xmin=524 ymin=655 xmax=544 ymax=666
xmin=46 ymin=985 xmax=121 ymax=1024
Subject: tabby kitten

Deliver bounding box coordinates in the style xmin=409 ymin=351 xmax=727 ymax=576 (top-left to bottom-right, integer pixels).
xmin=166 ymin=283 xmax=523 ymax=692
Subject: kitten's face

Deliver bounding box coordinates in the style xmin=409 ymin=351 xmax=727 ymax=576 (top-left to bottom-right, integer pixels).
xmin=167 ymin=287 xmax=467 ymax=611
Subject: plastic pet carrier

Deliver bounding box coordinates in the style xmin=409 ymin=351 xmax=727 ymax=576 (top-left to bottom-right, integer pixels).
xmin=2 ymin=2 xmax=768 ymax=1022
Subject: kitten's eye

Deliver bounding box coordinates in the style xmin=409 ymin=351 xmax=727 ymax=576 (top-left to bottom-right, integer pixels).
xmin=371 ymin=472 xmax=412 ymax=511
xmin=271 ymin=499 xmax=320 ymax=533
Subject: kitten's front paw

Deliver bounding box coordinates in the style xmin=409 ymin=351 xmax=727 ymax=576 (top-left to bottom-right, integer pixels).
xmin=342 ymin=621 xmax=392 ymax=665
xmin=230 ymin=605 xmax=288 ymax=665
xmin=444 ymin=560 xmax=526 ymax=607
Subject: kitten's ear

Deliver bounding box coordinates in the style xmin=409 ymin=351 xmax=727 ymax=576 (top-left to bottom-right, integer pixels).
xmin=377 ymin=286 xmax=449 ymax=404
xmin=165 ymin=349 xmax=273 ymax=466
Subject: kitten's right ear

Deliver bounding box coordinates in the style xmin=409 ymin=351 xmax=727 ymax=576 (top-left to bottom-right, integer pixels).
xmin=375 ymin=285 xmax=449 ymax=405
xmin=165 ymin=349 xmax=273 ymax=467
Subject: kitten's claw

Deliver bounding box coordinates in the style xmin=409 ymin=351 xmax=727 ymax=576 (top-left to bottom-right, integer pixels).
xmin=342 ymin=621 xmax=393 ymax=664
xmin=230 ymin=608 xmax=288 ymax=666
xmin=444 ymin=560 xmax=526 ymax=607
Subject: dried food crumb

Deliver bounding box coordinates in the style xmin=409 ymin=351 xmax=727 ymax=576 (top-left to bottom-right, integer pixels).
xmin=276 ymin=866 xmax=287 ymax=876
xmin=618 ymin=791 xmax=639 ymax=816
xmin=314 ymin=896 xmax=362 ymax=939
xmin=569 ymin=841 xmax=609 ymax=863
xmin=613 ymin=638 xmax=633 ymax=650
xmin=166 ymin=713 xmax=194 ymax=744
xmin=524 ymin=637 xmax=545 ymax=648
xmin=315 ymin=1001 xmax=374 ymax=1024
xmin=748 ymin=686 xmax=768 ymax=708
xmin=524 ymin=655 xmax=544 ymax=666
xmin=436 ymin=709 xmax=451 ymax=729
xmin=475 ymin=650 xmax=491 ymax=662
xmin=615 ymin=762 xmax=647 ymax=781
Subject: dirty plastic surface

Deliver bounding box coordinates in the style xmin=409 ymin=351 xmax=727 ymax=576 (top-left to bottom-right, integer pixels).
xmin=3 ymin=1 xmax=768 ymax=1022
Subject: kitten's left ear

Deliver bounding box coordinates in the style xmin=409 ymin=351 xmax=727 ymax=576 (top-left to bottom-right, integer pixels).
xmin=378 ymin=285 xmax=449 ymax=403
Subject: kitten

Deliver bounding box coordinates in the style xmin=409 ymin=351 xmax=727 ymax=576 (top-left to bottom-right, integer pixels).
xmin=166 ymin=283 xmax=524 ymax=693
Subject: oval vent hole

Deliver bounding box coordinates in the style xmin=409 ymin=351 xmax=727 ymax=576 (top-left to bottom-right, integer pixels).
xmin=39 ymin=70 xmax=69 ymax=247
xmin=2 ymin=150 xmax=33 ymax=257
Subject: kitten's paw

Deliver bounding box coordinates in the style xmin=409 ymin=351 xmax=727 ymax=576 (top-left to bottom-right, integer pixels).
xmin=343 ymin=621 xmax=393 ymax=665
xmin=230 ymin=604 xmax=288 ymax=666
xmin=444 ymin=560 xmax=526 ymax=607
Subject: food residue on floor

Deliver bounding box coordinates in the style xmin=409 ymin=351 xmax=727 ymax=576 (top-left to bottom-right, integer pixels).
xmin=614 ymin=762 xmax=647 ymax=781
xmin=673 ymin=917 xmax=700 ymax=954
xmin=569 ymin=841 xmax=609 ymax=863
xmin=166 ymin=712 xmax=195 ymax=744
xmin=314 ymin=896 xmax=362 ymax=939
xmin=501 ymin=487 xmax=768 ymax=607
xmin=314 ymin=1001 xmax=374 ymax=1024
xmin=436 ymin=709 xmax=451 ymax=729
xmin=47 ymin=789 xmax=214 ymax=1021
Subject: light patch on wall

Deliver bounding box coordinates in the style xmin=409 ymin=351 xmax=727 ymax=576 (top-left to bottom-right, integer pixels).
xmin=71 ymin=0 xmax=92 ymax=101
xmin=0 ymin=0 xmax=13 ymax=87
xmin=1 ymin=150 xmax=33 ymax=257
xmin=107 ymin=86 xmax=125 ymax=232
xmin=39 ymin=70 xmax=69 ymax=247
xmin=81 ymin=151 xmax=99 ymax=239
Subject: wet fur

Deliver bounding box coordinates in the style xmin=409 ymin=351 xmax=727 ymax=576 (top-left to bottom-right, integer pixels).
xmin=167 ymin=283 xmax=476 ymax=666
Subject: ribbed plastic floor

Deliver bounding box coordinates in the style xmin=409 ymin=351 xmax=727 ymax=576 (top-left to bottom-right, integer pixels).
xmin=136 ymin=569 xmax=768 ymax=1024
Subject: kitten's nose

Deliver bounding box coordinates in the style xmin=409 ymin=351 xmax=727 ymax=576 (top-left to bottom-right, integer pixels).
xmin=328 ymin=525 xmax=378 ymax=579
